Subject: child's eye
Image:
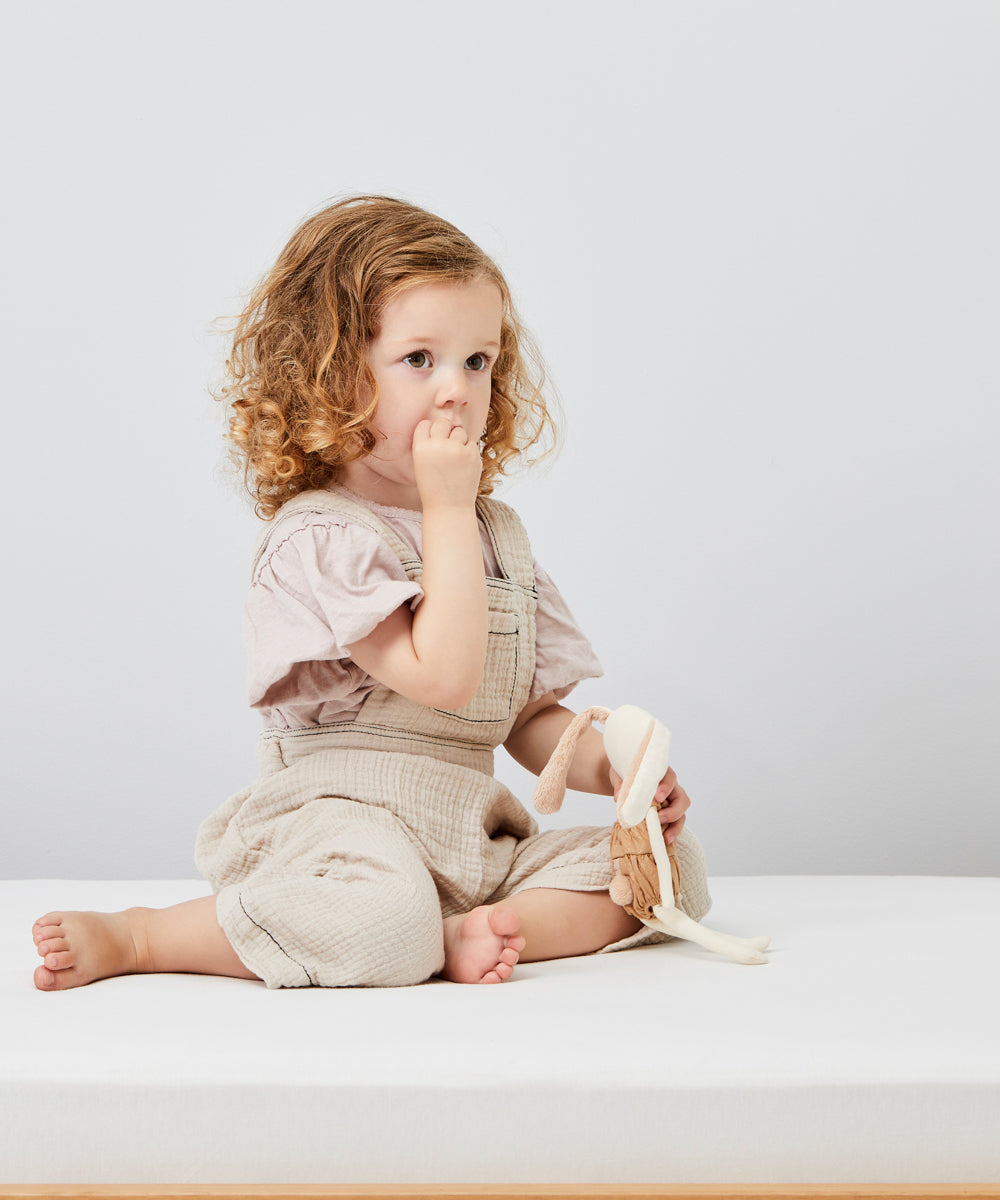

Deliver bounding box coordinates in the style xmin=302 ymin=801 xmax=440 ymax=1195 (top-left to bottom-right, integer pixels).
xmin=404 ymin=351 xmax=430 ymax=368
xmin=466 ymin=353 xmax=489 ymax=371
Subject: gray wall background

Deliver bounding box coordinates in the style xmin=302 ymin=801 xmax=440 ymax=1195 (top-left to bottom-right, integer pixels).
xmin=2 ymin=1 xmax=997 ymax=879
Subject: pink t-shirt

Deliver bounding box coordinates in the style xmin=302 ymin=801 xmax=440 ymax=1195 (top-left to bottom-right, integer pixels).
xmin=245 ymin=496 xmax=603 ymax=730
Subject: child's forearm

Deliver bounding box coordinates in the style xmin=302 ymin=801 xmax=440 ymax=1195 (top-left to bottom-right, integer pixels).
xmin=412 ymin=502 xmax=488 ymax=707
xmin=345 ymin=509 xmax=486 ymax=710
xmin=345 ymin=421 xmax=488 ymax=711
xmin=504 ymin=700 xmax=614 ymax=796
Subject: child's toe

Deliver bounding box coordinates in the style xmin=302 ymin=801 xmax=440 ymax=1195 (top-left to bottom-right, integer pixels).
xmin=37 ymin=936 xmax=70 ymax=958
xmin=487 ymin=905 xmax=521 ymax=938
xmin=33 ymin=965 xmax=58 ymax=991
xmin=44 ymin=951 xmax=74 ymax=971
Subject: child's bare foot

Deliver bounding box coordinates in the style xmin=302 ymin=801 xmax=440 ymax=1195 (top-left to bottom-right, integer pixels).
xmin=32 ymin=909 xmax=147 ymax=991
xmin=440 ymin=903 xmax=526 ymax=984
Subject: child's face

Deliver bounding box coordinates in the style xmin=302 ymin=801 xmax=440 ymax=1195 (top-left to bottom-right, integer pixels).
xmin=353 ymin=277 xmax=502 ymax=507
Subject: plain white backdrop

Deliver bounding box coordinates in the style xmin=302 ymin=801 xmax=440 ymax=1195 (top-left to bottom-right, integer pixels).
xmin=2 ymin=1 xmax=997 ymax=880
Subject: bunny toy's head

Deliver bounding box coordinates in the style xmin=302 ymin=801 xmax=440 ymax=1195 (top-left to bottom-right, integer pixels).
xmin=534 ymin=704 xmax=671 ymax=828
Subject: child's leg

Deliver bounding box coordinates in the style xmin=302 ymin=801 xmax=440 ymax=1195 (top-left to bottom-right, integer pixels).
xmin=32 ymin=896 xmax=259 ymax=991
xmin=36 ymin=890 xmax=631 ymax=990
xmin=503 ymin=888 xmax=642 ymax=961
xmin=441 ymin=888 xmax=640 ymax=979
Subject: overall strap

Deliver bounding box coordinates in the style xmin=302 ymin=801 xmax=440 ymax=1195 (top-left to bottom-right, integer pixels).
xmin=250 ymin=488 xmax=422 ymax=582
xmin=475 ymin=497 xmax=537 ymax=595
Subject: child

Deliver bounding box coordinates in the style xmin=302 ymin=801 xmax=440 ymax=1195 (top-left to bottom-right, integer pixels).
xmin=32 ymin=195 xmax=710 ymax=991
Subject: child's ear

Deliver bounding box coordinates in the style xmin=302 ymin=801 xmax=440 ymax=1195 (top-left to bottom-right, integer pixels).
xmin=534 ymin=707 xmax=611 ymax=814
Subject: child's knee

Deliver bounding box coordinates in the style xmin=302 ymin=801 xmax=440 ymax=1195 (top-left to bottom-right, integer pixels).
xmin=673 ymin=828 xmax=712 ymax=921
xmin=231 ymin=868 xmax=445 ymax=988
xmin=348 ymin=874 xmax=445 ymax=986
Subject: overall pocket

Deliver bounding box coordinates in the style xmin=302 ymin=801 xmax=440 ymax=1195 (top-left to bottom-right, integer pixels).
xmin=434 ymin=610 xmax=521 ymax=724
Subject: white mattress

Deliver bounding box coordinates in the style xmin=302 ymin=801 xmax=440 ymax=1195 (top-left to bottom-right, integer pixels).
xmin=2 ymin=875 xmax=998 ymax=1185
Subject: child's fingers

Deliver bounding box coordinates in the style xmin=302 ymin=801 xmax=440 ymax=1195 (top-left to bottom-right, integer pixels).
xmin=413 ymin=418 xmax=475 ymax=448
xmin=447 ymin=423 xmax=469 ymax=443
xmin=412 ymin=418 xmax=484 ymax=507
xmin=661 ymin=814 xmax=686 ymax=845
xmin=428 ymin=417 xmax=454 ymax=439
xmin=422 ymin=417 xmax=468 ymax=440
xmin=657 ymin=783 xmax=690 ymax=822
xmin=653 ymin=767 xmax=678 ymax=802
xmin=413 ymin=418 xmax=445 ymax=442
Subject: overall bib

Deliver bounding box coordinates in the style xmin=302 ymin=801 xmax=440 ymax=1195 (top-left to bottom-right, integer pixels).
xmin=196 ymin=488 xmax=710 ymax=987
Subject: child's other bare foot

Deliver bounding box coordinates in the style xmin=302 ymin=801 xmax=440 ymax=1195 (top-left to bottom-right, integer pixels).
xmin=440 ymin=903 xmax=526 ymax=984
xmin=32 ymin=910 xmax=146 ymax=991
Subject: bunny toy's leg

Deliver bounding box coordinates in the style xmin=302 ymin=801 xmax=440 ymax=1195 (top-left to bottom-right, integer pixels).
xmin=647 ymin=906 xmax=770 ymax=965
xmin=641 ymin=811 xmax=769 ymax=964
xmin=726 ymin=933 xmax=772 ymax=950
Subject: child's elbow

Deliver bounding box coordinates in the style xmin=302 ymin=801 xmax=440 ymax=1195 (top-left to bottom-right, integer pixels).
xmin=423 ymin=674 xmax=480 ymax=711
xmin=408 ymin=662 xmax=482 ymax=711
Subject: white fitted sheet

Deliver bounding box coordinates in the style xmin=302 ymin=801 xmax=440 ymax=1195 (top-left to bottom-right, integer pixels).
xmin=2 ymin=875 xmax=998 ymax=1185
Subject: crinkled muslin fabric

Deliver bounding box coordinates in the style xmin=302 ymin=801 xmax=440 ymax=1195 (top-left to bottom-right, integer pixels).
xmin=243 ymin=491 xmax=605 ymax=730
xmin=196 ymin=487 xmax=710 ymax=988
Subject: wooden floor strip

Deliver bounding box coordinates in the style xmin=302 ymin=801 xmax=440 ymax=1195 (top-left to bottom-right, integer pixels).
xmin=0 ymin=1185 xmax=998 ymax=1200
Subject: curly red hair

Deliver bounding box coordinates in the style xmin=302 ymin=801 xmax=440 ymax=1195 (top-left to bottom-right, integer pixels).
xmin=216 ymin=195 xmax=557 ymax=518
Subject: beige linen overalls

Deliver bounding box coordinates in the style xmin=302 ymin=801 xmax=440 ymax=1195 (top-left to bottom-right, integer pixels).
xmin=196 ymin=487 xmax=711 ymax=988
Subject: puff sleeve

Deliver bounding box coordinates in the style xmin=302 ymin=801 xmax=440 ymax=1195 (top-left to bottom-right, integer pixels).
xmin=528 ymin=559 xmax=603 ymax=701
xmin=245 ymin=515 xmax=423 ymax=725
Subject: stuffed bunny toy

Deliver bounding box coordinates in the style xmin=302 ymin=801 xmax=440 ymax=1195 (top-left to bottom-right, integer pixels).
xmin=534 ymin=705 xmax=770 ymax=965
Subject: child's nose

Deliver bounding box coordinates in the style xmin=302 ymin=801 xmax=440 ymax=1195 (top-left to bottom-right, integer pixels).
xmin=434 ymin=367 xmax=469 ymax=410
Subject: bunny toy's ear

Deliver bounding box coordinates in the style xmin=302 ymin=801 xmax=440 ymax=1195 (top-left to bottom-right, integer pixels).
xmin=534 ymin=706 xmax=611 ymax=814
